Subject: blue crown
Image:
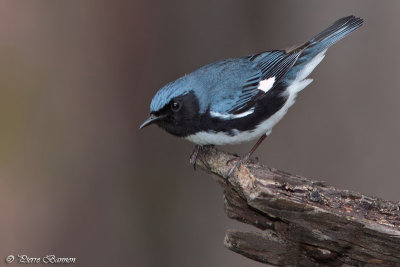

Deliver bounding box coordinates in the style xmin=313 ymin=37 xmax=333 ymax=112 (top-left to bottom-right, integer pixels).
xmin=150 ymin=76 xmax=192 ymax=112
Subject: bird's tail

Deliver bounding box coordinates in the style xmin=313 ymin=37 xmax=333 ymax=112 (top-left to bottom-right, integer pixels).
xmin=279 ymin=16 xmax=363 ymax=93
xmin=303 ymin=15 xmax=363 ymax=56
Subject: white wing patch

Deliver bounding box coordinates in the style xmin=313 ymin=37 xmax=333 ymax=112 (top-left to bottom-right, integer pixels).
xmin=257 ymin=76 xmax=275 ymax=93
xmin=210 ymin=107 xmax=255 ymax=120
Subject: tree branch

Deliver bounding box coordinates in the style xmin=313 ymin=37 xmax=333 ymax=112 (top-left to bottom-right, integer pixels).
xmin=191 ymin=146 xmax=400 ymax=266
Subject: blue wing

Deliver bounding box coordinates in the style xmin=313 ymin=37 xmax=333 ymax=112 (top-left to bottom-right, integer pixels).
xmin=197 ymin=51 xmax=301 ymax=115
xmin=228 ymin=50 xmax=301 ymax=113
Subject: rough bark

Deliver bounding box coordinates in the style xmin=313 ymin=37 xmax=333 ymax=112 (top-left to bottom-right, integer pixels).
xmin=191 ymin=146 xmax=400 ymax=266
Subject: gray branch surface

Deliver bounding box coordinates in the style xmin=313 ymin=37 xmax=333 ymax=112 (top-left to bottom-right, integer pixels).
xmin=191 ymin=146 xmax=400 ymax=266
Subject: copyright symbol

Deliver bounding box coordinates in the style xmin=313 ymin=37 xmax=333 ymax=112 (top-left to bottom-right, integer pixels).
xmin=5 ymin=255 xmax=14 ymax=263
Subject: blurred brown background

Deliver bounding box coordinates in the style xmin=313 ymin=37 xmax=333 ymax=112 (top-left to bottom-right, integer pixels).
xmin=0 ymin=1 xmax=399 ymax=266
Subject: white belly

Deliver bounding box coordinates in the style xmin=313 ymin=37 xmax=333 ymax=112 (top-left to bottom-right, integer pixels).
xmin=185 ymin=127 xmax=266 ymax=146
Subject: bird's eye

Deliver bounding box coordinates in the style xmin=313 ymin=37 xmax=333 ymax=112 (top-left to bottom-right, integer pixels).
xmin=171 ymin=101 xmax=181 ymax=112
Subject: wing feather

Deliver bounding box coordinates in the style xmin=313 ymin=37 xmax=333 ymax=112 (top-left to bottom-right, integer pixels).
xmin=229 ymin=50 xmax=301 ymax=114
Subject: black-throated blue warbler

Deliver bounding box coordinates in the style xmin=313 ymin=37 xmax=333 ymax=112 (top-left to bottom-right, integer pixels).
xmin=140 ymin=15 xmax=363 ymax=176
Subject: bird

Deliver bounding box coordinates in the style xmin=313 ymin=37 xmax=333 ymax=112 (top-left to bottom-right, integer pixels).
xmin=140 ymin=15 xmax=363 ymax=176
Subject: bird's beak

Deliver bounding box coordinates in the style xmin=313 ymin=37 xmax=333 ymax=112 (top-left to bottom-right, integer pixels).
xmin=139 ymin=114 xmax=163 ymax=129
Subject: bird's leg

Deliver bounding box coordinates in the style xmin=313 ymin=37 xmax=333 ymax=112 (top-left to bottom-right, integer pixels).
xmin=190 ymin=145 xmax=202 ymax=170
xmin=190 ymin=144 xmax=214 ymax=170
xmin=227 ymin=134 xmax=267 ymax=177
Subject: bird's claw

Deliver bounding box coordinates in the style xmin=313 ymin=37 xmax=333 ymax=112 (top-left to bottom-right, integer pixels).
xmin=190 ymin=145 xmax=215 ymax=170
xmin=226 ymin=155 xmax=240 ymax=166
xmin=227 ymin=160 xmax=242 ymax=177
xmin=190 ymin=145 xmax=202 ymax=170
xmin=226 ymin=154 xmax=250 ymax=177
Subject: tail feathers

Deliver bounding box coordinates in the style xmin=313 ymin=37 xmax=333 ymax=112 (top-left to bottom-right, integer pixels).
xmin=280 ymin=16 xmax=362 ymax=88
xmin=307 ymin=15 xmax=363 ymax=51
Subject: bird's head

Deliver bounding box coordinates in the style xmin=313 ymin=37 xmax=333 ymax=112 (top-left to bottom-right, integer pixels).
xmin=140 ymin=77 xmax=201 ymax=137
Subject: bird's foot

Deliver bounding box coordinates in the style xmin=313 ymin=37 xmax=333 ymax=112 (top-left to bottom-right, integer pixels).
xmin=226 ymin=153 xmax=251 ymax=177
xmin=190 ymin=145 xmax=202 ymax=170
xmin=225 ymin=154 xmax=240 ymax=166
xmin=190 ymin=145 xmax=214 ymax=170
